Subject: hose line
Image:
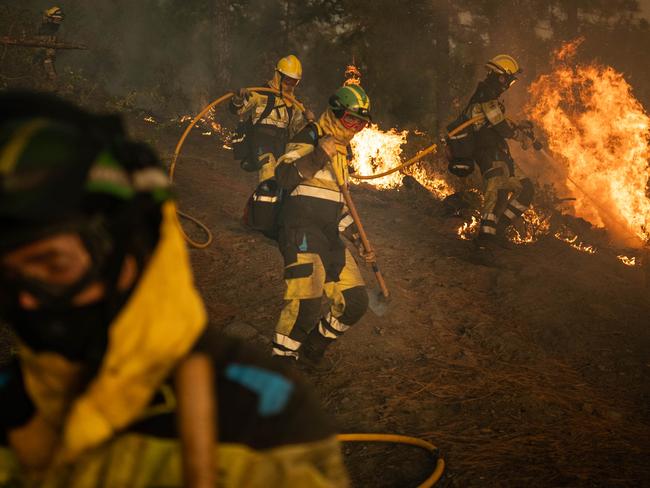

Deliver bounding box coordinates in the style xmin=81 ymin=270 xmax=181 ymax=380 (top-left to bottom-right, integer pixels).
xmin=351 ymin=114 xmax=485 ymax=181
xmin=337 ymin=433 xmax=445 ymax=487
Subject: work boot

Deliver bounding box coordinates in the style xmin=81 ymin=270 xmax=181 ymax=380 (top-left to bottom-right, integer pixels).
xmin=471 ymin=234 xmax=499 ymax=267
xmin=299 ymin=328 xmax=337 ymax=374
xmin=474 ymin=232 xmax=496 ymax=251
xmin=270 ymin=353 xmax=299 ymax=370
xmin=494 ymin=220 xmax=517 ymax=250
xmin=495 ymin=229 xmax=516 ymax=250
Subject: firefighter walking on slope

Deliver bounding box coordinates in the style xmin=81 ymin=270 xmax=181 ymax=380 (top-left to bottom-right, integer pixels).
xmin=446 ymin=54 xmax=536 ymax=260
xmin=270 ymin=85 xmax=375 ymax=371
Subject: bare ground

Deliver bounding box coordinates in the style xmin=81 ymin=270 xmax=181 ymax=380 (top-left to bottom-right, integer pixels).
xmin=3 ymin=118 xmax=649 ymax=487
xmin=161 ymin=119 xmax=650 ymax=488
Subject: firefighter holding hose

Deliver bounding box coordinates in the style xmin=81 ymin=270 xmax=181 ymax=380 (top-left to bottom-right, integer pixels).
xmin=270 ymin=85 xmax=374 ymax=371
xmin=231 ymin=55 xmax=316 ymax=237
xmin=0 ymin=92 xmax=349 ymax=487
xmin=448 ymin=54 xmax=535 ymax=255
xmin=230 ymin=54 xmax=313 ymax=180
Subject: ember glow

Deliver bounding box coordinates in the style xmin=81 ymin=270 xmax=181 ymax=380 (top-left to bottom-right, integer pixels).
xmin=528 ymin=39 xmax=650 ymax=248
xmin=554 ymin=226 xmax=597 ymax=254
xmin=617 ymin=255 xmax=637 ymax=266
xmin=508 ymin=207 xmax=552 ymax=245
xmin=176 ymin=110 xmax=234 ymax=147
xmin=457 ymin=216 xmax=480 ymax=241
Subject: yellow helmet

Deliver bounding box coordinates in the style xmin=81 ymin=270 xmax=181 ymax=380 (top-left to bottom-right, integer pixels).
xmin=486 ymin=54 xmax=521 ymax=75
xmin=44 ymin=6 xmax=64 ymax=22
xmin=276 ymin=55 xmax=302 ymax=81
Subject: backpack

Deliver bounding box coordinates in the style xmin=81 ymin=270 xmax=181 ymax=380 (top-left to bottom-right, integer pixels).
xmin=243 ymin=178 xmax=283 ymax=239
xmin=243 ymin=123 xmax=321 ymax=239
xmin=445 ymin=113 xmax=477 ymax=178
xmin=232 ymin=93 xmax=292 ymax=172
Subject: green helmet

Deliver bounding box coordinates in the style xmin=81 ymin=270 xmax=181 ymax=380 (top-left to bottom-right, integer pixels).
xmin=329 ymin=84 xmax=371 ymax=122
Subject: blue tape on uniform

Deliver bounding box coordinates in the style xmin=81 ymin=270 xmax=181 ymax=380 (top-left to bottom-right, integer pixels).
xmin=225 ymin=364 xmax=294 ymax=417
xmin=298 ymin=233 xmax=308 ymax=252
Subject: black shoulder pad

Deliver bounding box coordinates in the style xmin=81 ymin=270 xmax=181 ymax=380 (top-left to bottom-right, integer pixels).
xmin=290 ymin=122 xmax=319 ymax=146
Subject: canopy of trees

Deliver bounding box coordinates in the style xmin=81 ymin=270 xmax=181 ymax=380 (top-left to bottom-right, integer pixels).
xmin=1 ymin=0 xmax=649 ymax=131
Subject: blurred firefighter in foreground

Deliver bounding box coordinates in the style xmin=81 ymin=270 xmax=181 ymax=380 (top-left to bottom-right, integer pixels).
xmin=447 ymin=54 xmax=535 ymax=254
xmin=37 ymin=7 xmax=65 ymax=86
xmin=0 ymin=92 xmax=349 ymax=487
xmin=270 ymin=85 xmax=373 ymax=371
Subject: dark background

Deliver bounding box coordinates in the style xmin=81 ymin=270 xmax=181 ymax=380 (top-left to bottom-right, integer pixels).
xmin=1 ymin=0 xmax=650 ymax=133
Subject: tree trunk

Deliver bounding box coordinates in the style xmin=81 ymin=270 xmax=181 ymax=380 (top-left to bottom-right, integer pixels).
xmin=565 ymin=0 xmax=579 ymax=39
xmin=432 ymin=0 xmax=451 ymax=133
xmin=283 ymin=0 xmax=293 ymax=53
xmin=212 ymin=0 xmax=231 ymax=93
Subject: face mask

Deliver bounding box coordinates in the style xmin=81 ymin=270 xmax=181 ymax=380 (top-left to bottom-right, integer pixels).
xmin=4 ymin=298 xmax=114 ymax=364
xmin=281 ymin=75 xmax=299 ymax=89
xmin=340 ymin=112 xmax=369 ymax=132
xmin=0 ymin=232 xmax=130 ymax=365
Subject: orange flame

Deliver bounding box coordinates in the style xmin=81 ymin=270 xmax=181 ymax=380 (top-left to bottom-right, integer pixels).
xmin=350 ymin=125 xmax=407 ymax=188
xmin=350 ymin=125 xmax=454 ymax=198
xmin=617 ymin=255 xmax=637 ymax=266
xmin=457 ymin=216 xmax=480 ymax=240
xmin=554 ymin=226 xmax=597 ymax=254
xmin=528 ymin=41 xmax=650 ymax=248
xmin=508 ymin=207 xmax=552 ymax=244
xmin=406 ymin=163 xmax=454 ymax=199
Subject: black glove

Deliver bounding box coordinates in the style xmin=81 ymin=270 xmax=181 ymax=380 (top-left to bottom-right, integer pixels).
xmin=231 ymin=88 xmax=249 ymax=106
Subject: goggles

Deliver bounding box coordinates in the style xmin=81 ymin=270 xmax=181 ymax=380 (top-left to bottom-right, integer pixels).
xmin=340 ymin=112 xmax=369 ymax=132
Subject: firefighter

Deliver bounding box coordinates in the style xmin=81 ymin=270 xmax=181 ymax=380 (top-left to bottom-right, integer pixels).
xmin=464 ymin=54 xmax=535 ymax=250
xmin=37 ymin=6 xmax=65 ymax=84
xmin=230 ymin=54 xmax=313 ymax=181
xmin=270 ymin=84 xmax=373 ymax=371
xmin=0 ymin=92 xmax=349 ymax=487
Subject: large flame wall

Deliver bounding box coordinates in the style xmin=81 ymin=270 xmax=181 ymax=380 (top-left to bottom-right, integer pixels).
xmin=528 ymin=41 xmax=650 ymax=248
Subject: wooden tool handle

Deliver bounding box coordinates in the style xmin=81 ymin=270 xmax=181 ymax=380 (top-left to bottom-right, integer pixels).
xmin=339 ymin=183 xmax=390 ymax=299
xmin=175 ymin=353 xmax=218 ymax=488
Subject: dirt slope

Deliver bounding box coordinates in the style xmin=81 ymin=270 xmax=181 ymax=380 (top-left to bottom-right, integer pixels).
xmin=159 ymin=117 xmax=649 ymax=488
xmin=2 ymin=116 xmax=647 ymax=486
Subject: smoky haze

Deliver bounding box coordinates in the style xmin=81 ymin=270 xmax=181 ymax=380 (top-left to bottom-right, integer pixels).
xmin=1 ymin=1 xmax=649 ymax=130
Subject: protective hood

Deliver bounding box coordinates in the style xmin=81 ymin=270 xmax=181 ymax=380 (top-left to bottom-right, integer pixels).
xmin=268 ymin=72 xmax=296 ymax=103
xmin=317 ymin=109 xmax=357 ymax=146
xmin=18 ymin=202 xmax=207 ymax=461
